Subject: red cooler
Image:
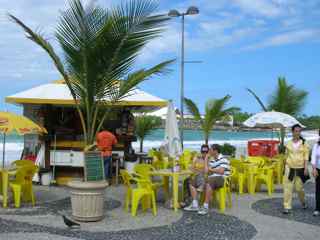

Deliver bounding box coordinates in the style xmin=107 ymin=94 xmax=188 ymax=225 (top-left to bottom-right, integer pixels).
xmin=248 ymin=140 xmax=279 ymax=157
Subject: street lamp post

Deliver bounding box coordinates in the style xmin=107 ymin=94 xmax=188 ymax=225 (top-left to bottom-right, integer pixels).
xmin=168 ymin=6 xmax=199 ymax=149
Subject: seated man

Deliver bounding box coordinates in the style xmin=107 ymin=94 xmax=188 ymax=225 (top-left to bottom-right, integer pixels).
xmin=184 ymin=144 xmax=230 ymax=215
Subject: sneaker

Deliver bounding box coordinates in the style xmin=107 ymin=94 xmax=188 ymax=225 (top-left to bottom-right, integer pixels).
xmin=184 ymin=204 xmax=199 ymax=212
xmin=198 ymin=207 xmax=209 ymax=215
xmin=282 ymin=209 xmax=291 ymax=214
xmin=313 ymin=211 xmax=320 ymax=216
xmin=196 ymin=187 xmax=204 ymax=192
xmin=302 ymin=203 xmax=308 ymax=210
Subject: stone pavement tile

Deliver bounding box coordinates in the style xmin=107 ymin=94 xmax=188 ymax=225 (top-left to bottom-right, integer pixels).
xmin=227 ymin=182 xmax=320 ymax=240
xmin=0 ymin=233 xmax=82 ymax=240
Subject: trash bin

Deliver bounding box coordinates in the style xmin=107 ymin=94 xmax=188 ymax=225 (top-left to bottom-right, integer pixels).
xmin=39 ymin=168 xmax=52 ymax=186
xmin=124 ymin=153 xmax=138 ymax=173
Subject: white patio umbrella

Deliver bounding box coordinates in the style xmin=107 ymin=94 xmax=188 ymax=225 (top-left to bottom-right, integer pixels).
xmin=243 ymin=111 xmax=305 ymax=129
xmin=163 ymin=101 xmax=182 ymax=161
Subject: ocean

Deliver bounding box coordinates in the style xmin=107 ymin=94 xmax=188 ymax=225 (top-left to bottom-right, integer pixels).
xmin=0 ymin=129 xmax=318 ymax=165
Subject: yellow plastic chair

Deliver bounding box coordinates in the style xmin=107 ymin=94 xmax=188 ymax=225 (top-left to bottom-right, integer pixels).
xmin=230 ymin=159 xmax=245 ymax=194
xmin=202 ymin=176 xmax=232 ymax=213
xmin=120 ymin=170 xmax=157 ymax=217
xmin=147 ymin=149 xmax=155 ymax=157
xmin=272 ymin=155 xmax=285 ymax=184
xmin=11 ymin=160 xmax=35 ymax=167
xmin=246 ymin=157 xmax=274 ymax=195
xmin=9 ymin=164 xmax=39 ymax=208
xmin=255 ymin=165 xmax=274 ymax=195
xmin=247 ymin=156 xmax=265 ymax=167
xmin=152 ymin=151 xmax=170 ymax=169
xmin=212 ymin=176 xmax=232 ymax=213
xmin=134 ymin=164 xmax=165 ymax=199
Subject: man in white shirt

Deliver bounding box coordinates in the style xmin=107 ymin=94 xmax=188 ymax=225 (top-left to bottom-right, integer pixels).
xmin=184 ymin=144 xmax=230 ymax=215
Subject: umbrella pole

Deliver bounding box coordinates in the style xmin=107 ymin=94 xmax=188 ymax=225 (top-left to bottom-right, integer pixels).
xmin=2 ymin=133 xmax=6 ymax=168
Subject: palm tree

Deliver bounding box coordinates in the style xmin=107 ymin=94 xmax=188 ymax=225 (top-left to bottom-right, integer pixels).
xmin=10 ymin=0 xmax=174 ymax=180
xmin=247 ymin=77 xmax=308 ymax=151
xmin=184 ymin=95 xmax=238 ymax=145
xmin=10 ymin=0 xmax=173 ymax=146
xmin=135 ymin=115 xmax=162 ymax=152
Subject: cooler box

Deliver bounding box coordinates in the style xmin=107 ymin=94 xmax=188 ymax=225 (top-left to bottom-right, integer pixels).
xmin=248 ymin=140 xmax=279 ymax=157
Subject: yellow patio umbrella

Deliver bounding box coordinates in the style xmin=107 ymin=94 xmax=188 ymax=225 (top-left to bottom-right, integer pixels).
xmin=0 ymin=111 xmax=47 ymax=167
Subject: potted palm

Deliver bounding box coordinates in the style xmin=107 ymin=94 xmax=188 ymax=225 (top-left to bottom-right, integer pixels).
xmin=10 ymin=0 xmax=173 ymax=221
xmin=184 ymin=96 xmax=238 ymax=145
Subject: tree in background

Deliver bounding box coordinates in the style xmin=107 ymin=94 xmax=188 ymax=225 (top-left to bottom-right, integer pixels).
xmin=233 ymin=109 xmax=252 ymax=126
xmin=298 ymin=115 xmax=320 ymax=130
xmin=247 ymin=77 xmax=308 ymax=152
xmin=135 ymin=115 xmax=162 ymax=152
xmin=184 ymin=95 xmax=239 ymax=145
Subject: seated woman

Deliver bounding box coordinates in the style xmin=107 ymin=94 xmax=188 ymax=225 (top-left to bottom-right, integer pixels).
xmin=183 ymin=144 xmax=209 ymax=209
xmin=189 ymin=145 xmax=209 ymax=192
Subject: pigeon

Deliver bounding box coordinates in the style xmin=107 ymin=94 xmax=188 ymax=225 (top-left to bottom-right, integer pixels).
xmin=62 ymin=215 xmax=80 ymax=229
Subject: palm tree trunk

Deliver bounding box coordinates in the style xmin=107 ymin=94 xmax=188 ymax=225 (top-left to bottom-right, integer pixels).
xmin=140 ymin=138 xmax=144 ymax=153
xmin=279 ymin=127 xmax=286 ymax=153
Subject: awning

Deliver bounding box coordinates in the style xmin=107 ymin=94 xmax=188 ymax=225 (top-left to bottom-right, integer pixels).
xmin=6 ymin=81 xmax=167 ymax=109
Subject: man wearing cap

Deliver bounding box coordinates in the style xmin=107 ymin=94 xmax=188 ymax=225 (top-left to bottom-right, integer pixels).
xmin=184 ymin=144 xmax=230 ymax=215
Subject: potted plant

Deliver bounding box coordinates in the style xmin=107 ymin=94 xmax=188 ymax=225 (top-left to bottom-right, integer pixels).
xmin=10 ymin=0 xmax=173 ymax=221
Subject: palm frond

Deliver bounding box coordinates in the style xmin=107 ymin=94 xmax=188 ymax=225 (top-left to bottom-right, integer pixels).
xmin=268 ymin=77 xmax=307 ymax=116
xmin=246 ymin=88 xmax=268 ymax=111
xmin=184 ymin=98 xmax=202 ymax=121
xmin=9 ymin=0 xmax=173 ymax=146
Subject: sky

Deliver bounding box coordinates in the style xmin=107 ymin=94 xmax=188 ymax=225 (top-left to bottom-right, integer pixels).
xmin=0 ymin=0 xmax=319 ymax=116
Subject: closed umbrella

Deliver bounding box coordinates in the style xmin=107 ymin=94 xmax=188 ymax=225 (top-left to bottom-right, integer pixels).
xmin=163 ymin=101 xmax=182 ymax=163
xmin=0 ymin=112 xmax=47 ymax=167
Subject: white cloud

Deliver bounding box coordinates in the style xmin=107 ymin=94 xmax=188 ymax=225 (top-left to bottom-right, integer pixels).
xmin=232 ymin=0 xmax=284 ymax=18
xmin=243 ymin=29 xmax=320 ymax=50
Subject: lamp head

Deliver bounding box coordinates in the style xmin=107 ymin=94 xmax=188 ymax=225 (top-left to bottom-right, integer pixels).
xmin=168 ymin=9 xmax=181 ymax=17
xmin=186 ymin=6 xmax=199 ymax=15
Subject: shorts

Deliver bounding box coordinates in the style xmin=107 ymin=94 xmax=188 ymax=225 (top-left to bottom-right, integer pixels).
xmin=190 ymin=173 xmax=206 ymax=188
xmin=207 ymin=176 xmax=224 ymax=189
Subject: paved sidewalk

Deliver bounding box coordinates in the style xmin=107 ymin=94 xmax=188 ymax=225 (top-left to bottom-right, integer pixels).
xmin=0 ymin=183 xmax=319 ymax=240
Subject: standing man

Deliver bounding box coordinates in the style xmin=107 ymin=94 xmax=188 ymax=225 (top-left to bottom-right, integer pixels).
xmin=96 ymin=128 xmax=118 ymax=182
xmin=283 ymin=124 xmax=309 ymax=214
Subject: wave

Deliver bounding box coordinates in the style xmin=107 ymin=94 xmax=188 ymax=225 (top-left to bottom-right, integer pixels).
xmin=133 ymin=134 xmax=319 ymax=152
xmin=0 ymin=131 xmax=318 ymax=157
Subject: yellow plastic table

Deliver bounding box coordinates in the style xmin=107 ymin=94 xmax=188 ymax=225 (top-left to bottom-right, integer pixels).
xmin=0 ymin=168 xmax=17 ymax=208
xmin=151 ymin=169 xmax=192 ymax=212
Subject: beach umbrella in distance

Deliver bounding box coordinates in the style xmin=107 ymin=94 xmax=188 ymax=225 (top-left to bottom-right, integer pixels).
xmin=0 ymin=112 xmax=47 ymax=167
xmin=163 ymin=101 xmax=182 ymax=162
xmin=243 ymin=111 xmax=305 ymax=129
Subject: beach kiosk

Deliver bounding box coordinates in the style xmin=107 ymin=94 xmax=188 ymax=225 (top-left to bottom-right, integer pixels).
xmin=6 ymin=80 xmax=167 ymax=183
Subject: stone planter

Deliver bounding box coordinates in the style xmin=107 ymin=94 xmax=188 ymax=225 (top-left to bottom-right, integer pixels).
xmin=67 ymin=180 xmax=108 ymax=222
